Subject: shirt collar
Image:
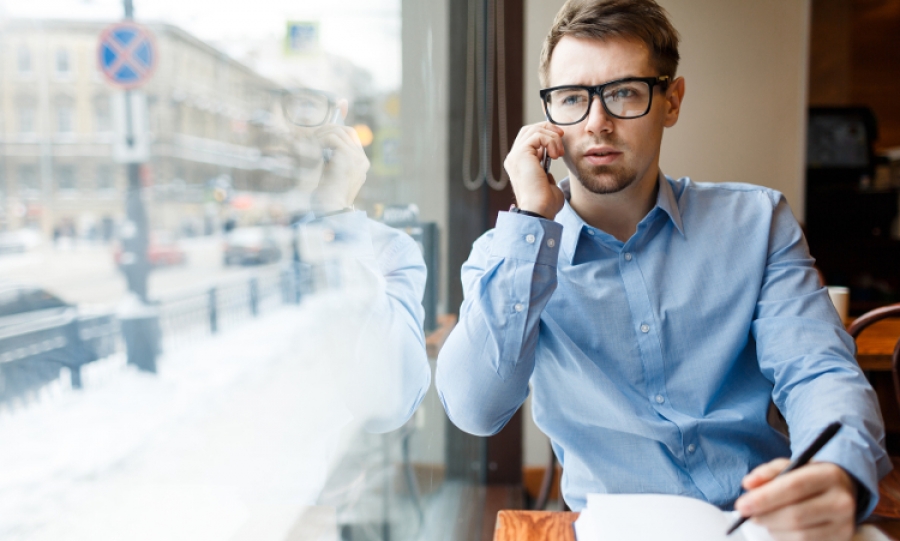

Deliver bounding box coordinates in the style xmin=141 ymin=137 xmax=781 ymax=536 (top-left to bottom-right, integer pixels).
xmin=556 ymin=172 xmax=685 ymax=264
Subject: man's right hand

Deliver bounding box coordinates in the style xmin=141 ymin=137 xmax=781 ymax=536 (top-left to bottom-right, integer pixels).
xmin=503 ymin=122 xmax=567 ymax=220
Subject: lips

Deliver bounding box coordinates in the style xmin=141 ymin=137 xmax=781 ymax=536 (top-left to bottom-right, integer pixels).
xmin=583 ymin=147 xmax=622 ymax=165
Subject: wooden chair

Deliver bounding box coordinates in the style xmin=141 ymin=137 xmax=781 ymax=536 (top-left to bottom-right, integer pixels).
xmin=848 ymin=303 xmax=900 ymax=519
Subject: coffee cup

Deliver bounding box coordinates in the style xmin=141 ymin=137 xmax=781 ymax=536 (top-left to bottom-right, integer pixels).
xmin=827 ymin=286 xmax=850 ymax=323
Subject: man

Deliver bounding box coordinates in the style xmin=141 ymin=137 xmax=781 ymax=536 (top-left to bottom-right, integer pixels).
xmin=292 ymin=94 xmax=431 ymax=433
xmin=435 ymin=1 xmax=890 ymax=539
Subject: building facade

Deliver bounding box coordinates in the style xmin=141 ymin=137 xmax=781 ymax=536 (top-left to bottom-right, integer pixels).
xmin=0 ymin=19 xmax=301 ymax=237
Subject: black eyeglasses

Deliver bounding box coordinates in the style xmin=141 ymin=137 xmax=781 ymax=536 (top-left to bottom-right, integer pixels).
xmin=539 ymin=76 xmax=670 ymax=125
xmin=281 ymin=88 xmax=340 ymax=127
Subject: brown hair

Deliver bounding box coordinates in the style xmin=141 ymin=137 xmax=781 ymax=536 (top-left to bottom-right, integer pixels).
xmin=539 ymin=0 xmax=681 ymax=87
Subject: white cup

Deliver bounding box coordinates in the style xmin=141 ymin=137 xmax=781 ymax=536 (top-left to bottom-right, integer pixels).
xmin=827 ymin=286 xmax=850 ymax=323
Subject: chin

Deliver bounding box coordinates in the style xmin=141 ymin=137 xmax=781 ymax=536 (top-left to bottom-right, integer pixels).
xmin=573 ymin=164 xmax=638 ymax=195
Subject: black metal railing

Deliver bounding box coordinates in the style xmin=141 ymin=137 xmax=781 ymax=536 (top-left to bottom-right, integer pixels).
xmin=0 ymin=266 xmax=306 ymax=404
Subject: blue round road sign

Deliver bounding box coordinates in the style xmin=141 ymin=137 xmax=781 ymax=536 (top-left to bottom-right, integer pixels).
xmin=98 ymin=22 xmax=157 ymax=89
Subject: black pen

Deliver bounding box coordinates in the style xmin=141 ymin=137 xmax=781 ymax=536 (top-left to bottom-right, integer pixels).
xmin=726 ymin=421 xmax=843 ymax=536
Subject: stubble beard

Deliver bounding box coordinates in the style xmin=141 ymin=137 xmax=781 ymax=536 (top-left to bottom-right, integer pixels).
xmin=566 ymin=140 xmax=638 ymax=195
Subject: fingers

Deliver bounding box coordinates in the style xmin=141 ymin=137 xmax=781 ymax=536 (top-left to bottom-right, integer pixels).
xmin=738 ymin=463 xmax=837 ymax=516
xmin=315 ymin=124 xmax=362 ymax=148
xmin=514 ymin=122 xmax=565 ymax=159
xmin=735 ymin=463 xmax=856 ymax=541
xmin=743 ymin=458 xmax=791 ymax=489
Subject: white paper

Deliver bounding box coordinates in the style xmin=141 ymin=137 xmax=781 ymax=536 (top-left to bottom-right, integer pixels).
xmin=574 ymin=493 xmax=886 ymax=541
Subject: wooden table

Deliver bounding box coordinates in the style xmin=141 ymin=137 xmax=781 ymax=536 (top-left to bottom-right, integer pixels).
xmin=493 ymin=510 xmax=900 ymax=541
xmin=855 ymin=318 xmax=900 ymax=372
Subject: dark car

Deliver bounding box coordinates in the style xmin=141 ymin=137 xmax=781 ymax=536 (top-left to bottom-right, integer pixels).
xmin=223 ymin=227 xmax=282 ymax=266
xmin=0 ymin=283 xmax=117 ymax=401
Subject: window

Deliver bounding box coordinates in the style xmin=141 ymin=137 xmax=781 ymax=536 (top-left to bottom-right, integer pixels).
xmin=94 ymin=95 xmax=112 ymax=133
xmin=18 ymin=107 xmax=35 ymax=134
xmin=18 ymin=164 xmax=38 ymax=194
xmin=17 ymin=45 xmax=31 ymax=75
xmin=56 ymin=165 xmax=76 ymax=192
xmin=57 ymin=104 xmax=74 ymax=134
xmin=55 ymin=48 xmax=71 ymax=76
xmin=96 ymin=165 xmax=114 ymax=192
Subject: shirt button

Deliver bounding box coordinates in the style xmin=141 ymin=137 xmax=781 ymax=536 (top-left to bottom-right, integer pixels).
xmin=547 ymin=238 xmax=556 ymax=248
xmin=640 ymin=324 xmax=650 ymax=333
xmin=514 ymin=303 xmax=524 ymax=312
xmin=587 ymin=230 xmax=595 ymax=236
xmin=687 ymin=444 xmax=696 ymax=453
xmin=525 ymin=234 xmax=535 ymax=244
xmin=624 ymin=253 xmax=633 ymax=261
xmin=655 ymin=394 xmax=664 ymax=404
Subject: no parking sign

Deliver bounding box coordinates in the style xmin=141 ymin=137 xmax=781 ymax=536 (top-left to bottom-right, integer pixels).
xmin=97 ymin=21 xmax=157 ymax=89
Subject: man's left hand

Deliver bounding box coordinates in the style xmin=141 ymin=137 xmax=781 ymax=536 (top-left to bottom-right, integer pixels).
xmin=735 ymin=459 xmax=857 ymax=541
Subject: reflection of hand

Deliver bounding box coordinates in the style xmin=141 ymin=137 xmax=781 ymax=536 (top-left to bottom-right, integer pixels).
xmin=503 ymin=121 xmax=566 ymax=219
xmin=311 ymin=123 xmax=370 ymax=214
xmin=734 ymin=459 xmax=856 ymax=541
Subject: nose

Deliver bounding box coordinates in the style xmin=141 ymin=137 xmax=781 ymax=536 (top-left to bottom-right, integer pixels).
xmin=584 ymin=94 xmax=614 ymax=135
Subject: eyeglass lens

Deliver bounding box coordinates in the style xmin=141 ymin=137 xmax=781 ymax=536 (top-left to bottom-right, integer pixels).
xmin=545 ymin=80 xmax=652 ymax=123
xmin=283 ymin=92 xmax=332 ymax=126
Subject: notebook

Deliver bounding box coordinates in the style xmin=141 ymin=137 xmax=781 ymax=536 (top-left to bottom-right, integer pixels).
xmin=573 ymin=493 xmax=891 ymax=541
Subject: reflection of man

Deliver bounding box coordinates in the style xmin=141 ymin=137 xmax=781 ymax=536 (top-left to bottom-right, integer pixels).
xmin=436 ymin=1 xmax=889 ymax=539
xmin=289 ymin=92 xmax=430 ymax=433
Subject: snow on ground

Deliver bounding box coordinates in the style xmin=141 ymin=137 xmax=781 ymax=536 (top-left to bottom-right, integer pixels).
xmin=0 ymin=304 xmax=357 ymax=541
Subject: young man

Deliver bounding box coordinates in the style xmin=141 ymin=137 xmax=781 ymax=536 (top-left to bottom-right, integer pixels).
xmin=435 ymin=1 xmax=890 ymax=539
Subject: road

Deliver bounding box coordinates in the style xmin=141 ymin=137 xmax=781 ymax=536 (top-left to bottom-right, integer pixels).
xmin=0 ymin=233 xmax=291 ymax=307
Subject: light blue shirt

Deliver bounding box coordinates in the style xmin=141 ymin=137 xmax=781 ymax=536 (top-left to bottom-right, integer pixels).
xmin=436 ymin=175 xmax=890 ymax=515
xmin=299 ymin=210 xmax=431 ymax=433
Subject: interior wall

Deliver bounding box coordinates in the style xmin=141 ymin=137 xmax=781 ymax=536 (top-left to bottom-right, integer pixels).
xmin=522 ymin=0 xmax=811 ymax=467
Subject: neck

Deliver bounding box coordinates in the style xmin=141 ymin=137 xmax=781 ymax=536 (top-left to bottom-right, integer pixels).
xmin=568 ymin=167 xmax=660 ymax=243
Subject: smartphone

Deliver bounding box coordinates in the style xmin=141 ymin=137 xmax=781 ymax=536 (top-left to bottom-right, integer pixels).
xmin=322 ymin=107 xmax=344 ymax=162
xmin=541 ymin=147 xmax=551 ymax=174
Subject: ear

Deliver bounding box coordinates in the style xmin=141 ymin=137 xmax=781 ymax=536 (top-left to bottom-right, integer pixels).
xmin=663 ymin=77 xmax=685 ymax=128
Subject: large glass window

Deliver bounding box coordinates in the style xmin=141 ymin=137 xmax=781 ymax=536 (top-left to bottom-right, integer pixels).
xmin=0 ymin=3 xmax=458 ymax=541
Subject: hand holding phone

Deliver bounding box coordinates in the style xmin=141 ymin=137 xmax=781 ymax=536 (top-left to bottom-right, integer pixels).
xmin=541 ymin=147 xmax=551 ymax=174
xmin=502 ymin=121 xmax=566 ymax=220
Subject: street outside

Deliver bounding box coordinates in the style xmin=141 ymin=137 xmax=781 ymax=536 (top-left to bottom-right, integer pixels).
xmin=0 ymin=231 xmax=292 ymax=308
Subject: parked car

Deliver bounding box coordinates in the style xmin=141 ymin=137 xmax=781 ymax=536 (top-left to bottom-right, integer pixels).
xmin=223 ymin=227 xmax=282 ymax=266
xmin=0 ymin=229 xmax=42 ymax=256
xmin=0 ymin=282 xmax=117 ymax=401
xmin=113 ymin=231 xmax=186 ymax=268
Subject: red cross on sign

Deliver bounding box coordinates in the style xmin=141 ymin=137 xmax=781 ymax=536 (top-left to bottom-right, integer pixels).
xmin=97 ymin=21 xmax=157 ymax=89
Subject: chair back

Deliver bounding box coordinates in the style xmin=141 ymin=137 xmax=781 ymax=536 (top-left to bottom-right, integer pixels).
xmin=847 ymin=303 xmax=900 ymax=421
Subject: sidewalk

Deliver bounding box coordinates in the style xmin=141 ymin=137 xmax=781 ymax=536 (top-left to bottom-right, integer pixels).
xmin=0 ymin=304 xmax=354 ymax=541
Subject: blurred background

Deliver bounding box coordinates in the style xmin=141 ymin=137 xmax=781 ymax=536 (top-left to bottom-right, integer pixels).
xmin=0 ymin=0 xmax=897 ymax=540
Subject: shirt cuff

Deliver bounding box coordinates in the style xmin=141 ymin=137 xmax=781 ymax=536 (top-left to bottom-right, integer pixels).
xmin=815 ymin=435 xmax=887 ymax=520
xmin=489 ymin=211 xmax=563 ymax=267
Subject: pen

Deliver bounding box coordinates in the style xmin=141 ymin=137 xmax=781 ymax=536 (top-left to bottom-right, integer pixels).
xmin=725 ymin=421 xmax=843 ymax=535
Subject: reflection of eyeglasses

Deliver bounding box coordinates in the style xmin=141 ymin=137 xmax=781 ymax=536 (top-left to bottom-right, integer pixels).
xmin=539 ymin=76 xmax=670 ymax=125
xmin=281 ymin=89 xmax=339 ymax=127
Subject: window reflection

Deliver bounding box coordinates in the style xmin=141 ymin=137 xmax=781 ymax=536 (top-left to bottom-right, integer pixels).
xmin=0 ymin=2 xmax=453 ymax=540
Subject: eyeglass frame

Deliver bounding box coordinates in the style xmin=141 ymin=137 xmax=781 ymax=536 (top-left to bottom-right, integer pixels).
xmin=539 ymin=75 xmax=671 ymax=125
xmin=280 ymin=88 xmax=340 ymax=127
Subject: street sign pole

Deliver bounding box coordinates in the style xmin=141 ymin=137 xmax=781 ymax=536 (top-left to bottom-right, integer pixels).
xmin=98 ymin=0 xmax=160 ymax=372
xmin=121 ymin=0 xmax=150 ymax=302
